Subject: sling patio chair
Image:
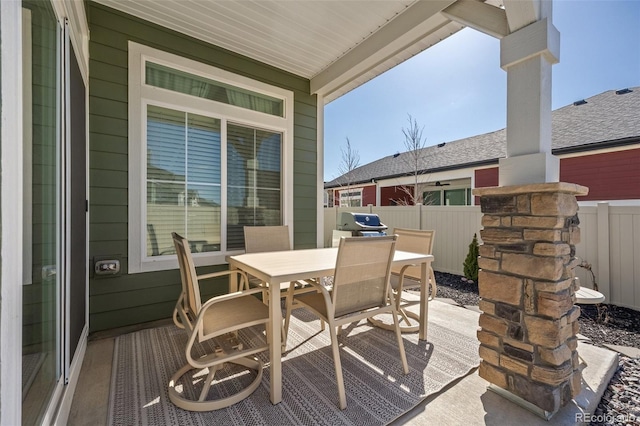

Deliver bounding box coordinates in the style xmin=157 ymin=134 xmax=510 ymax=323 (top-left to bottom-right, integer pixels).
xmin=243 ymin=225 xmax=323 ymax=348
xmin=169 ymin=232 xmax=269 ymax=411
xmin=368 ymin=228 xmax=437 ymax=333
xmin=286 ymin=235 xmax=409 ymax=409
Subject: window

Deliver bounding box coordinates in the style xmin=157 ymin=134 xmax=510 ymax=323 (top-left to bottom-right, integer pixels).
xmin=423 ymin=188 xmax=471 ymax=205
xmin=423 ymin=190 xmax=442 ymax=206
xmin=339 ymin=188 xmax=362 ymax=207
xmin=444 ymin=188 xmax=467 ymax=205
xmin=129 ymin=42 xmax=293 ymax=272
xmin=145 ymin=62 xmax=284 ymax=117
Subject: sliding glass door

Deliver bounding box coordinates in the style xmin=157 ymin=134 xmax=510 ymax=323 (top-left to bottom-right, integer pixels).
xmin=21 ymin=2 xmax=61 ymax=424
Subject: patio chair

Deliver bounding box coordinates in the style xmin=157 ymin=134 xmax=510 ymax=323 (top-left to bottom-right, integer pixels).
xmin=169 ymin=232 xmax=269 ymax=411
xmin=369 ymin=228 xmax=437 ymax=333
xmin=286 ymin=235 xmax=409 ymax=409
xmin=243 ymin=225 xmax=323 ymax=348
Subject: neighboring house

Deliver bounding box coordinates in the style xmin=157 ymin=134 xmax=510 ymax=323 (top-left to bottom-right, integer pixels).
xmin=325 ymin=87 xmax=640 ymax=207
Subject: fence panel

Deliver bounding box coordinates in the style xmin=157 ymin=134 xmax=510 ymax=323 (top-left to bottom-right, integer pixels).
xmin=607 ymin=206 xmax=640 ymax=310
xmin=371 ymin=206 xmax=421 ymax=231
xmin=421 ymin=206 xmax=483 ymax=275
xmin=321 ymin=203 xmax=640 ymax=311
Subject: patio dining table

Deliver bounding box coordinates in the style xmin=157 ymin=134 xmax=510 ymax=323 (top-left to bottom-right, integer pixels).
xmin=227 ymin=247 xmax=434 ymax=405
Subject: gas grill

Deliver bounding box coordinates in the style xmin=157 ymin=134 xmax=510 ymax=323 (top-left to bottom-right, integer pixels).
xmin=338 ymin=212 xmax=388 ymax=237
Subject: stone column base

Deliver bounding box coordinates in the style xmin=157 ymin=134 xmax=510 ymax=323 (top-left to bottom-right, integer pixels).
xmin=473 ymin=182 xmax=588 ymax=415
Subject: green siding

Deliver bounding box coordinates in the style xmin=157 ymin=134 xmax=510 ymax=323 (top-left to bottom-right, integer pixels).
xmin=88 ymin=3 xmax=318 ymax=332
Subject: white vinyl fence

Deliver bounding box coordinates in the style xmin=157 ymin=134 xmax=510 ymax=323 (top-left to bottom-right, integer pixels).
xmin=323 ymin=202 xmax=640 ymax=311
xmin=324 ymin=205 xmax=484 ymax=276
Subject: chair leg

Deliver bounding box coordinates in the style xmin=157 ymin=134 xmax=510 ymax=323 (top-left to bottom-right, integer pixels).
xmin=329 ymin=324 xmax=347 ymax=409
xmin=399 ymin=309 xmax=412 ymax=326
xmin=198 ymin=364 xmax=220 ymax=402
xmin=168 ymin=357 xmax=264 ymax=412
xmin=391 ymin=310 xmax=409 ymax=375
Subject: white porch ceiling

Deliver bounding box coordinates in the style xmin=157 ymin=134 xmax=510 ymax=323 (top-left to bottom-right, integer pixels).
xmin=93 ymin=0 xmax=503 ymax=103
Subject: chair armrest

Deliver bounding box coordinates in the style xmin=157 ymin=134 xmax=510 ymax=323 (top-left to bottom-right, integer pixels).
xmin=193 ymin=286 xmax=267 ymax=338
xmin=287 ymin=276 xmax=334 ymax=318
xmin=428 ymin=266 xmax=437 ymax=300
xmin=395 ymin=264 xmax=417 ymax=294
xmin=290 ymin=277 xmax=327 ymax=295
xmin=200 ymin=286 xmax=266 ymax=309
xmin=197 ymin=269 xmax=250 ymax=291
xmin=396 ymin=263 xmax=437 ymax=299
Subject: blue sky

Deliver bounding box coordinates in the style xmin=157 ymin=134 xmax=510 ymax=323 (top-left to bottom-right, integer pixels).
xmin=323 ymin=0 xmax=640 ymax=181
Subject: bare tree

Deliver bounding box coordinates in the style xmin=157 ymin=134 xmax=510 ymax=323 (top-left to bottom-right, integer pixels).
xmin=394 ymin=114 xmax=432 ymax=205
xmin=337 ymin=137 xmax=361 ymax=207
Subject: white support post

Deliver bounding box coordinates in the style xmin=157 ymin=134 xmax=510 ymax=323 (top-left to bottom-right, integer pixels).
xmin=316 ymin=94 xmax=324 ymax=248
xmin=596 ymin=202 xmax=611 ymax=301
xmin=499 ymin=16 xmax=560 ymax=186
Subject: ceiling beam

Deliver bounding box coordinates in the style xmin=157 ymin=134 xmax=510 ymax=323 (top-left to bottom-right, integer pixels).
xmin=503 ymin=0 xmax=550 ymax=33
xmin=441 ymin=0 xmax=509 ymax=39
xmin=310 ymin=0 xmax=457 ymax=98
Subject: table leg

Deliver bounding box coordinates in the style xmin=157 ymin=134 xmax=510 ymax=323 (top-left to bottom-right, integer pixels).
xmin=419 ymin=261 xmax=429 ymax=341
xmin=268 ymin=280 xmax=282 ymax=404
xmin=229 ymin=264 xmax=239 ymax=293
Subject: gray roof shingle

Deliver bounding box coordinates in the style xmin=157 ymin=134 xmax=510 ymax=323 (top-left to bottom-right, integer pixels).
xmin=325 ymin=87 xmax=640 ymax=188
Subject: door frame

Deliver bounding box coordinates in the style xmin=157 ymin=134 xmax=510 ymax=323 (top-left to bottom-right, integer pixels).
xmin=0 ymin=1 xmax=90 ymax=423
xmin=1 ymin=2 xmax=27 ymax=424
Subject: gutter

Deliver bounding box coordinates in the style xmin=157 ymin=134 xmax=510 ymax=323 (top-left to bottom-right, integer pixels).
xmin=551 ymin=136 xmax=640 ymax=155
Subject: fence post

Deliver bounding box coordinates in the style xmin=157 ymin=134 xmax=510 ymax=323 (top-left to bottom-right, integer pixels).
xmin=368 ymin=203 xmax=373 ymax=213
xmin=417 ymin=203 xmax=423 ymax=230
xmin=596 ymin=202 xmax=611 ymax=301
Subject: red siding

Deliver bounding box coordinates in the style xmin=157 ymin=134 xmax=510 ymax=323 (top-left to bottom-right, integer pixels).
xmin=475 ymin=167 xmax=499 ymax=188
xmin=380 ymin=185 xmax=414 ymax=206
xmin=362 ymin=185 xmax=376 ymax=206
xmin=475 ymin=168 xmax=499 ymax=204
xmin=560 ymin=148 xmax=640 ymax=201
xmin=471 ymin=149 xmax=640 ymax=202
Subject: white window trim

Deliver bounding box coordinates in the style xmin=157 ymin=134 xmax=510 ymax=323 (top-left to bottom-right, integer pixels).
xmin=128 ymin=42 xmax=294 ymax=273
xmin=339 ymin=188 xmax=363 ymax=207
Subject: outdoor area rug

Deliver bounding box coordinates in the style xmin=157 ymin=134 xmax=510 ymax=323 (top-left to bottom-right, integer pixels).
xmin=108 ymin=309 xmax=479 ymax=425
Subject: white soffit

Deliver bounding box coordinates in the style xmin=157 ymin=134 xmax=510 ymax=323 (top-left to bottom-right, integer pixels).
xmin=92 ymin=0 xmax=503 ymax=103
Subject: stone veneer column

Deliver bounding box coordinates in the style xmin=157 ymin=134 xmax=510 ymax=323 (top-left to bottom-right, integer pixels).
xmin=473 ymin=182 xmax=588 ymax=416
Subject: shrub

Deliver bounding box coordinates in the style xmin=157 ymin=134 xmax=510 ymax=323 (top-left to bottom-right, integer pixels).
xmin=463 ymin=233 xmax=479 ymax=282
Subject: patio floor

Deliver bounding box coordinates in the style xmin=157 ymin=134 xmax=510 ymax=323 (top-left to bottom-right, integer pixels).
xmin=68 ymin=299 xmax=618 ymax=425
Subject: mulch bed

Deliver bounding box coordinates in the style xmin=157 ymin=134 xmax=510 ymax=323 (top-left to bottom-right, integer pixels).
xmin=434 ymin=271 xmax=640 ymax=349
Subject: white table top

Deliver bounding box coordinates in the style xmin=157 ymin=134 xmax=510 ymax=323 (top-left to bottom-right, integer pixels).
xmin=228 ymin=247 xmax=433 ymax=284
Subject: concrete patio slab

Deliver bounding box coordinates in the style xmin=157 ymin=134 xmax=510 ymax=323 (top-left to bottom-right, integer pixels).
xmin=603 ymin=344 xmax=640 ymax=358
xmin=434 ymin=297 xmax=461 ymax=306
xmin=392 ymin=300 xmax=620 ymax=425
xmin=69 ymin=299 xmax=618 ymax=426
